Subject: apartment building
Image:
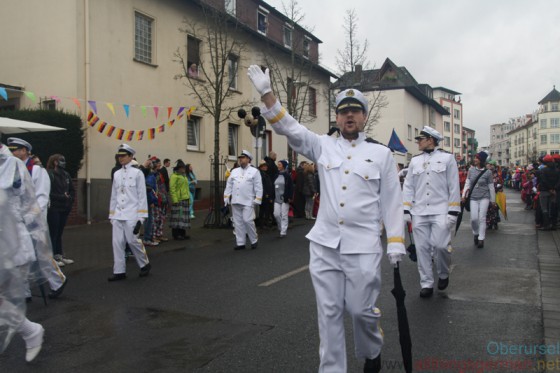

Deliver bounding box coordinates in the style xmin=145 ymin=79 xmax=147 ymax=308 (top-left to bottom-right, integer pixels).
xmin=433 ymin=87 xmax=463 ymax=159
xmin=0 ymin=0 xmax=334 ymax=220
xmin=537 ymin=86 xmax=560 ymax=156
xmin=462 ymin=126 xmax=476 ymax=165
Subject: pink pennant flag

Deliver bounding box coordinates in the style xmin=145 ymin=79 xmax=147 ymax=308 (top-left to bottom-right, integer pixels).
xmin=50 ymin=95 xmax=61 ymax=103
xmin=153 ymin=106 xmax=159 ymax=119
xmin=167 ymin=107 xmax=173 ymax=119
xmin=72 ymin=98 xmax=81 ymax=109
xmin=88 ymin=100 xmax=98 ymax=114
xmin=106 ymin=103 xmax=116 ymax=116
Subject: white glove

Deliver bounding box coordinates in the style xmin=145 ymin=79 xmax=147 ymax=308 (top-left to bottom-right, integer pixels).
xmin=253 ymin=198 xmax=262 ymax=206
xmin=388 ymin=253 xmax=403 ymax=266
xmin=404 ymin=211 xmax=412 ymax=224
xmin=247 ymin=65 xmax=272 ymax=96
xmin=223 ymin=197 xmax=229 ymax=206
xmin=447 ymin=214 xmax=458 ymax=230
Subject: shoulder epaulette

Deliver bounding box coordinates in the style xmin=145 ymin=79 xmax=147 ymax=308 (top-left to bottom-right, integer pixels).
xmin=365 ymin=137 xmax=389 ymax=149
xmin=437 ymin=148 xmax=451 ymax=154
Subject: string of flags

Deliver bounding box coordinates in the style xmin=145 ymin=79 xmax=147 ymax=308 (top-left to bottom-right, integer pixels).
xmin=0 ymin=86 xmax=194 ymax=121
xmin=87 ymin=107 xmax=196 ymax=141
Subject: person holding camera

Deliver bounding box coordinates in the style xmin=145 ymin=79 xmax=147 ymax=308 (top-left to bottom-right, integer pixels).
xmin=248 ymin=66 xmax=405 ymax=373
xmin=108 ymin=144 xmax=151 ymax=281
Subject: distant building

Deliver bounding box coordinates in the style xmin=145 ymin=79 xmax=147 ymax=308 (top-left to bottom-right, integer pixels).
xmin=537 ymin=86 xmax=560 ymax=157
xmin=433 ymin=87 xmax=464 ymax=159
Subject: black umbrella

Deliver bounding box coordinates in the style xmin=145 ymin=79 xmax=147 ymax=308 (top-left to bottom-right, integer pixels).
xmin=455 ymin=203 xmax=466 ymax=236
xmin=391 ymin=263 xmax=413 ymax=373
xmin=406 ymin=222 xmax=417 ymax=262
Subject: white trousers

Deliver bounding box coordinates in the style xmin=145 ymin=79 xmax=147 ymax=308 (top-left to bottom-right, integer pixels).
xmin=231 ymin=204 xmax=258 ymax=246
xmin=309 ymin=241 xmax=383 ymax=373
xmin=412 ymin=214 xmax=452 ymax=289
xmin=273 ymin=202 xmax=290 ymax=236
xmin=469 ymin=198 xmax=490 ymax=240
xmin=24 ymin=246 xmax=66 ymax=296
xmin=111 ymin=220 xmax=149 ymax=274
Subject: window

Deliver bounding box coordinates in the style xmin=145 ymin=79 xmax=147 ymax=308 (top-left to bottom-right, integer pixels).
xmin=415 ymin=128 xmax=419 ymax=137
xmin=228 ymin=124 xmax=238 ymax=158
xmin=454 ymin=138 xmax=460 ymax=147
xmin=552 ymin=102 xmax=559 ymax=112
xmin=454 ymin=123 xmax=460 ymax=134
xmin=444 ymin=121 xmax=450 ymax=132
xmin=187 ymin=116 xmax=200 ymax=151
xmin=303 ymin=37 xmax=311 ymax=58
xmin=444 ymin=106 xmax=450 ymax=114
xmin=453 ymin=109 xmax=460 ymax=120
xmin=257 ymin=8 xmax=268 ymax=34
xmin=444 ymin=136 xmax=450 ymax=147
xmin=541 ymin=119 xmax=547 ymax=129
xmin=541 ymin=134 xmax=547 ymax=144
xmin=134 ymin=12 xmax=154 ymax=64
xmin=551 ymin=118 xmax=560 ymax=128
xmin=283 ymin=25 xmax=292 ymax=48
xmin=308 ymin=87 xmax=317 ymax=116
xmin=551 ymin=134 xmax=560 ymax=144
xmin=407 ymin=125 xmax=412 ymax=140
xmin=41 ymin=99 xmax=56 ymax=110
xmin=228 ymin=54 xmax=238 ymax=90
xmin=225 ymin=0 xmax=235 ymax=16
xmin=187 ymin=35 xmax=201 ymax=68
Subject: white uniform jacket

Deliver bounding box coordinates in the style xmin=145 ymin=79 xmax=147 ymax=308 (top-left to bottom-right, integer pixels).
xmin=262 ymin=101 xmax=405 ymax=255
xmin=29 ymin=163 xmax=50 ymax=213
xmin=402 ymin=148 xmax=461 ymax=216
xmin=109 ymin=163 xmax=148 ymax=221
xmin=224 ymin=165 xmax=263 ymax=206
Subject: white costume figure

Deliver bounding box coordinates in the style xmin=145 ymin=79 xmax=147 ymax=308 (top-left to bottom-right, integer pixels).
xmin=108 ymin=144 xmax=151 ymax=281
xmin=248 ymin=65 xmax=405 ymax=373
xmin=223 ymin=150 xmax=263 ymax=250
xmin=7 ymin=137 xmax=67 ymax=299
xmin=402 ymin=126 xmax=461 ymax=297
xmin=0 ymin=143 xmax=49 ymax=361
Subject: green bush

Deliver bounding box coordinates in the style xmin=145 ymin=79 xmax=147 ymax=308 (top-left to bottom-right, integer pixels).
xmin=0 ymin=109 xmax=84 ymax=178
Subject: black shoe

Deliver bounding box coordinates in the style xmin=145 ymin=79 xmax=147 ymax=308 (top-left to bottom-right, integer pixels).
xmin=420 ymin=288 xmax=434 ymax=298
xmin=108 ymin=273 xmax=127 ymax=282
xmin=251 ymin=242 xmax=258 ymax=250
xmin=48 ymin=277 xmax=68 ymax=299
xmin=364 ymin=354 xmax=381 ymax=373
xmin=438 ymin=277 xmax=449 ymax=290
xmin=474 ymin=235 xmax=479 ymax=245
xmin=477 ymin=240 xmax=484 ymax=248
xmin=139 ymin=263 xmax=152 ymax=277
xmin=234 ymin=245 xmax=245 ymax=250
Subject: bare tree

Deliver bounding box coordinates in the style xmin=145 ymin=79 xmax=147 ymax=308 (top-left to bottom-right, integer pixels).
xmin=336 ymin=9 xmax=369 ymax=74
xmin=174 ymin=3 xmax=248 ymax=227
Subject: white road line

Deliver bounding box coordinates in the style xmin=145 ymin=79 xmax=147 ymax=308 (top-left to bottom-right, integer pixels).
xmin=258 ymin=265 xmax=309 ymax=287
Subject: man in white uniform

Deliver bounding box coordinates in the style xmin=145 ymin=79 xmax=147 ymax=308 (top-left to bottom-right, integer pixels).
xmin=108 ymin=144 xmax=151 ymax=281
xmin=8 ymin=137 xmax=67 ymax=299
xmin=224 ymin=150 xmax=263 ymax=250
xmin=248 ymin=66 xmax=405 ymax=373
xmin=402 ymin=126 xmax=461 ymax=298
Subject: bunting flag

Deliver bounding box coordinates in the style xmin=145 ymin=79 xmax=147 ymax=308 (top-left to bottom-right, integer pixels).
xmin=148 ymin=128 xmax=155 ymax=140
xmin=141 ymin=106 xmax=147 ymax=117
xmin=186 ymin=106 xmax=196 ymax=119
xmin=106 ymin=103 xmax=116 ymax=116
xmin=87 ymin=110 xmax=94 ymax=122
xmin=116 ymin=129 xmax=125 ymax=140
xmin=137 ymin=130 xmax=144 ymax=141
xmin=88 ymin=100 xmax=98 ymax=114
xmin=153 ymin=106 xmax=159 ymax=119
xmin=168 ymin=119 xmax=175 ymax=127
xmin=387 ymin=129 xmax=408 ymax=153
xmin=126 ymin=130 xmax=135 ymax=141
xmin=123 ymin=104 xmax=130 ymax=118
xmin=157 ymin=124 xmax=165 ymax=133
xmin=87 ymin=112 xmax=100 ymax=127
xmin=0 ymin=87 xmax=7 ymax=101
xmin=72 ymin=98 xmax=81 ymax=109
xmin=97 ymin=121 xmax=107 ymax=133
xmin=106 ymin=125 xmax=116 ymax=137
xmin=167 ymin=107 xmax=172 ymax=119
xmin=176 ymin=106 xmax=185 ymax=117
xmin=24 ymin=91 xmax=37 ymax=102
xmin=50 ymin=95 xmax=61 ymax=103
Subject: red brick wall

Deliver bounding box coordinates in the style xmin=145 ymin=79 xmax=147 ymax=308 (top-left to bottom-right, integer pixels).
xmin=66 ymin=179 xmax=86 ymax=225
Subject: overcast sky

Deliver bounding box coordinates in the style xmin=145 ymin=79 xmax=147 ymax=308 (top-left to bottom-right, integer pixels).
xmin=265 ymin=0 xmax=560 ymax=146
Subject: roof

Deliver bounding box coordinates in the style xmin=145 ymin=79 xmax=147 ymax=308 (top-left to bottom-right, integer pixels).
xmin=433 ymin=86 xmax=462 ymax=95
xmin=538 ymin=86 xmax=560 ymax=104
xmin=332 ymin=58 xmax=449 ymax=115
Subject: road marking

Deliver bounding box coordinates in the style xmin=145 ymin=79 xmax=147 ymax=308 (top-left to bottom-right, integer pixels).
xmin=258 ymin=265 xmax=309 ymax=287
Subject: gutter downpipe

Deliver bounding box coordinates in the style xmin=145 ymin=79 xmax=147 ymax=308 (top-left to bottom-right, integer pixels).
xmin=85 ymin=0 xmax=91 ymax=224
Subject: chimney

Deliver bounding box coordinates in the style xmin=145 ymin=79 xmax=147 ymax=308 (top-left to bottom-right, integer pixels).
xmin=354 ymin=64 xmax=362 ymax=85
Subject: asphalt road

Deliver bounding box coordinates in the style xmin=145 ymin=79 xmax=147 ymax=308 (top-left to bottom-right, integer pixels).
xmin=1 ymin=189 xmax=548 ymax=372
